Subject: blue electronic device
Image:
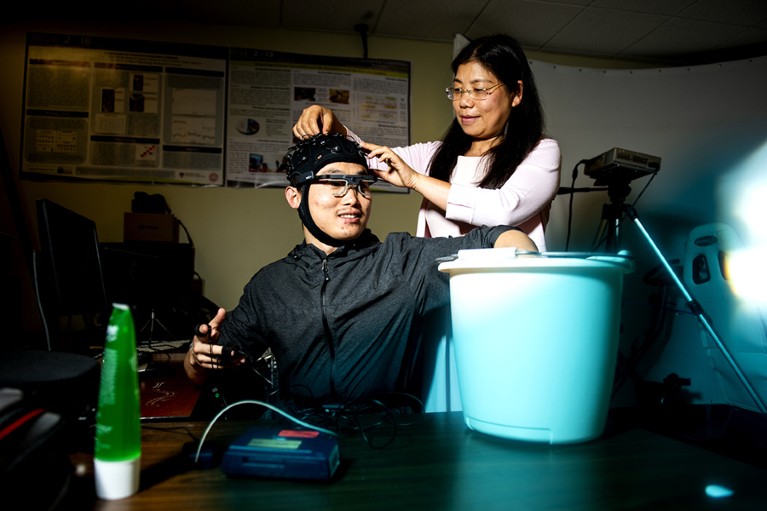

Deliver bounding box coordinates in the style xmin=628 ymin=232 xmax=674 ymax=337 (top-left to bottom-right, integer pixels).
xmin=221 ymin=427 xmax=340 ymax=481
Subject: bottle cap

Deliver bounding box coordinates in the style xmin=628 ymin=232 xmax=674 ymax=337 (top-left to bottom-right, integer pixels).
xmin=94 ymin=457 xmax=141 ymax=500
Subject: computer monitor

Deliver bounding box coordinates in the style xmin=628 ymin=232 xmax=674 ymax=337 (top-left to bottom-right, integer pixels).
xmin=36 ymin=199 xmax=109 ymax=350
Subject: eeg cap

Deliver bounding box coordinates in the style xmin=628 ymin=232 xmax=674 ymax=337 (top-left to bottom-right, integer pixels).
xmin=283 ymin=133 xmax=368 ymax=186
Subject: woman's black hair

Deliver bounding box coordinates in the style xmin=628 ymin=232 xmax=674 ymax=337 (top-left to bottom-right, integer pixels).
xmin=429 ymin=34 xmax=545 ymax=189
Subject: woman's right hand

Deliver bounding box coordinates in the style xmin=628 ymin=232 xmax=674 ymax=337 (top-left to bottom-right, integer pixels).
xmin=361 ymin=141 xmax=420 ymax=191
xmin=292 ymin=105 xmax=346 ymax=139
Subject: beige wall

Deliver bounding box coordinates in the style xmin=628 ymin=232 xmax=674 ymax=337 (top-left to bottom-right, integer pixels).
xmin=1 ymin=21 xmax=462 ymax=310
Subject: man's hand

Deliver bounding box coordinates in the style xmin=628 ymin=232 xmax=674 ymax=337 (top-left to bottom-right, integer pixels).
xmin=494 ymin=229 xmax=538 ymax=253
xmin=184 ymin=307 xmax=244 ymax=385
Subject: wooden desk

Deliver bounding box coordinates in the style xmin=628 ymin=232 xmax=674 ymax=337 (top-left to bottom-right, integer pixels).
xmin=63 ymin=411 xmax=766 ymax=510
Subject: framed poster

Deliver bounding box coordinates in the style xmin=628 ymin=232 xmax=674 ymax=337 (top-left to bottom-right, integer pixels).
xmin=20 ymin=34 xmax=411 ymax=191
xmin=226 ymin=48 xmax=410 ymax=191
xmin=21 ymin=33 xmax=228 ymax=185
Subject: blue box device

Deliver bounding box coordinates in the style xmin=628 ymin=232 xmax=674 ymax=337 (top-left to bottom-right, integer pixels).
xmin=221 ymin=427 xmax=340 ymax=481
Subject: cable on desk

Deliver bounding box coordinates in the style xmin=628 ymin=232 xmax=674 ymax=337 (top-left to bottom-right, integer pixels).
xmin=194 ymin=399 xmax=337 ymax=464
xmin=195 ymin=391 xmax=423 ymax=462
xmin=293 ymin=392 xmax=424 ymax=449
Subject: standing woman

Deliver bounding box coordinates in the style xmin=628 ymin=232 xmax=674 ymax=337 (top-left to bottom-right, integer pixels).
xmin=293 ymin=34 xmax=561 ymax=251
xmin=294 ymin=34 xmax=561 ymax=412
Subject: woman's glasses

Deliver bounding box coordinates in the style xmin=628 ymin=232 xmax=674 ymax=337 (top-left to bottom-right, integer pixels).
xmin=445 ymin=83 xmax=504 ymax=101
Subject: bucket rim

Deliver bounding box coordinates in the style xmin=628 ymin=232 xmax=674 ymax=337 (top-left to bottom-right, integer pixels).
xmin=437 ymin=249 xmax=635 ymax=272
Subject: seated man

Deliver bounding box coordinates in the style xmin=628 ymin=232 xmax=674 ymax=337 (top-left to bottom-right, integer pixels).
xmin=184 ymin=133 xmax=536 ymax=411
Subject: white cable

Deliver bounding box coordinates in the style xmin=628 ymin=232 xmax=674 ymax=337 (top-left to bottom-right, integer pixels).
xmin=31 ymin=250 xmax=52 ymax=351
xmin=194 ymin=399 xmax=337 ymax=464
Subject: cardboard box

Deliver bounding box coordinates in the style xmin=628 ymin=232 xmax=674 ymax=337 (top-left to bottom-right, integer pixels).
xmin=124 ymin=213 xmax=179 ymax=242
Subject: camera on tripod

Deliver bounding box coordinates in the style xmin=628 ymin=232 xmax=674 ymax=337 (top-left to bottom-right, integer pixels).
xmin=582 ymin=148 xmax=766 ymax=413
xmin=585 ymin=147 xmax=661 ymax=187
xmin=587 ymin=148 xmax=661 ymax=252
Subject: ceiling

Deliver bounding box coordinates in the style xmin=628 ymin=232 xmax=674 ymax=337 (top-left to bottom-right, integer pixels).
xmin=10 ymin=0 xmax=767 ymax=66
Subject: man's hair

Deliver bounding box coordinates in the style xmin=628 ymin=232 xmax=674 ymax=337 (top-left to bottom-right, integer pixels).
xmin=282 ymin=133 xmax=368 ymax=186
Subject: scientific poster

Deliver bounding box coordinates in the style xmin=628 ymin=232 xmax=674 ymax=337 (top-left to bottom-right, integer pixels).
xmin=21 ymin=33 xmax=228 ymax=185
xmin=226 ymin=48 xmax=410 ymax=191
xmin=21 ymin=33 xmax=411 ymax=192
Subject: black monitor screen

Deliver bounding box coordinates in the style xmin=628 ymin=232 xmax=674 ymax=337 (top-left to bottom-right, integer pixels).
xmin=36 ymin=199 xmax=108 ymax=318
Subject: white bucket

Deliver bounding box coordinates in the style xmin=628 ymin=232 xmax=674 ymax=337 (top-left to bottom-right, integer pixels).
xmin=438 ymin=249 xmax=634 ymax=444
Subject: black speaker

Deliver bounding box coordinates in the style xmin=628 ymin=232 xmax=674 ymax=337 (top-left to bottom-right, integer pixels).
xmin=100 ymin=241 xmax=194 ymax=304
xmin=0 ymin=350 xmax=100 ymax=451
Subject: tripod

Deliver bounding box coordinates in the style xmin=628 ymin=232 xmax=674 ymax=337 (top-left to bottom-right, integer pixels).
xmin=596 ymin=184 xmax=766 ymax=412
xmin=592 ymin=179 xmax=632 ymax=252
xmin=140 ymin=307 xmax=173 ymax=344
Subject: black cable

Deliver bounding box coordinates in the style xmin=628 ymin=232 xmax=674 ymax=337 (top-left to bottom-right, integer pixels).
xmin=289 ymin=391 xmax=423 ymax=449
xmin=354 ymin=24 xmax=369 ymax=59
xmin=612 ymin=278 xmax=674 ymax=396
xmin=355 ymin=399 xmax=398 ymax=449
xmin=631 ymin=171 xmax=657 ymax=206
xmin=564 ymin=159 xmax=588 ymax=251
xmin=178 ymin=219 xmax=194 ymax=248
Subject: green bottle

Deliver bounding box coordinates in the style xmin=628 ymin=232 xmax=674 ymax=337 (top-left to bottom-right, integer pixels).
xmin=94 ymin=303 xmax=141 ymax=500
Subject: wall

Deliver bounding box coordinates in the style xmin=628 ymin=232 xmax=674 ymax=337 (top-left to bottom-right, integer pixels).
xmin=2 ymin=20 xmax=766 ymax=406
xmin=536 ymin=58 xmax=767 ymax=409
xmin=0 ymin=21 xmax=454 ymax=314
